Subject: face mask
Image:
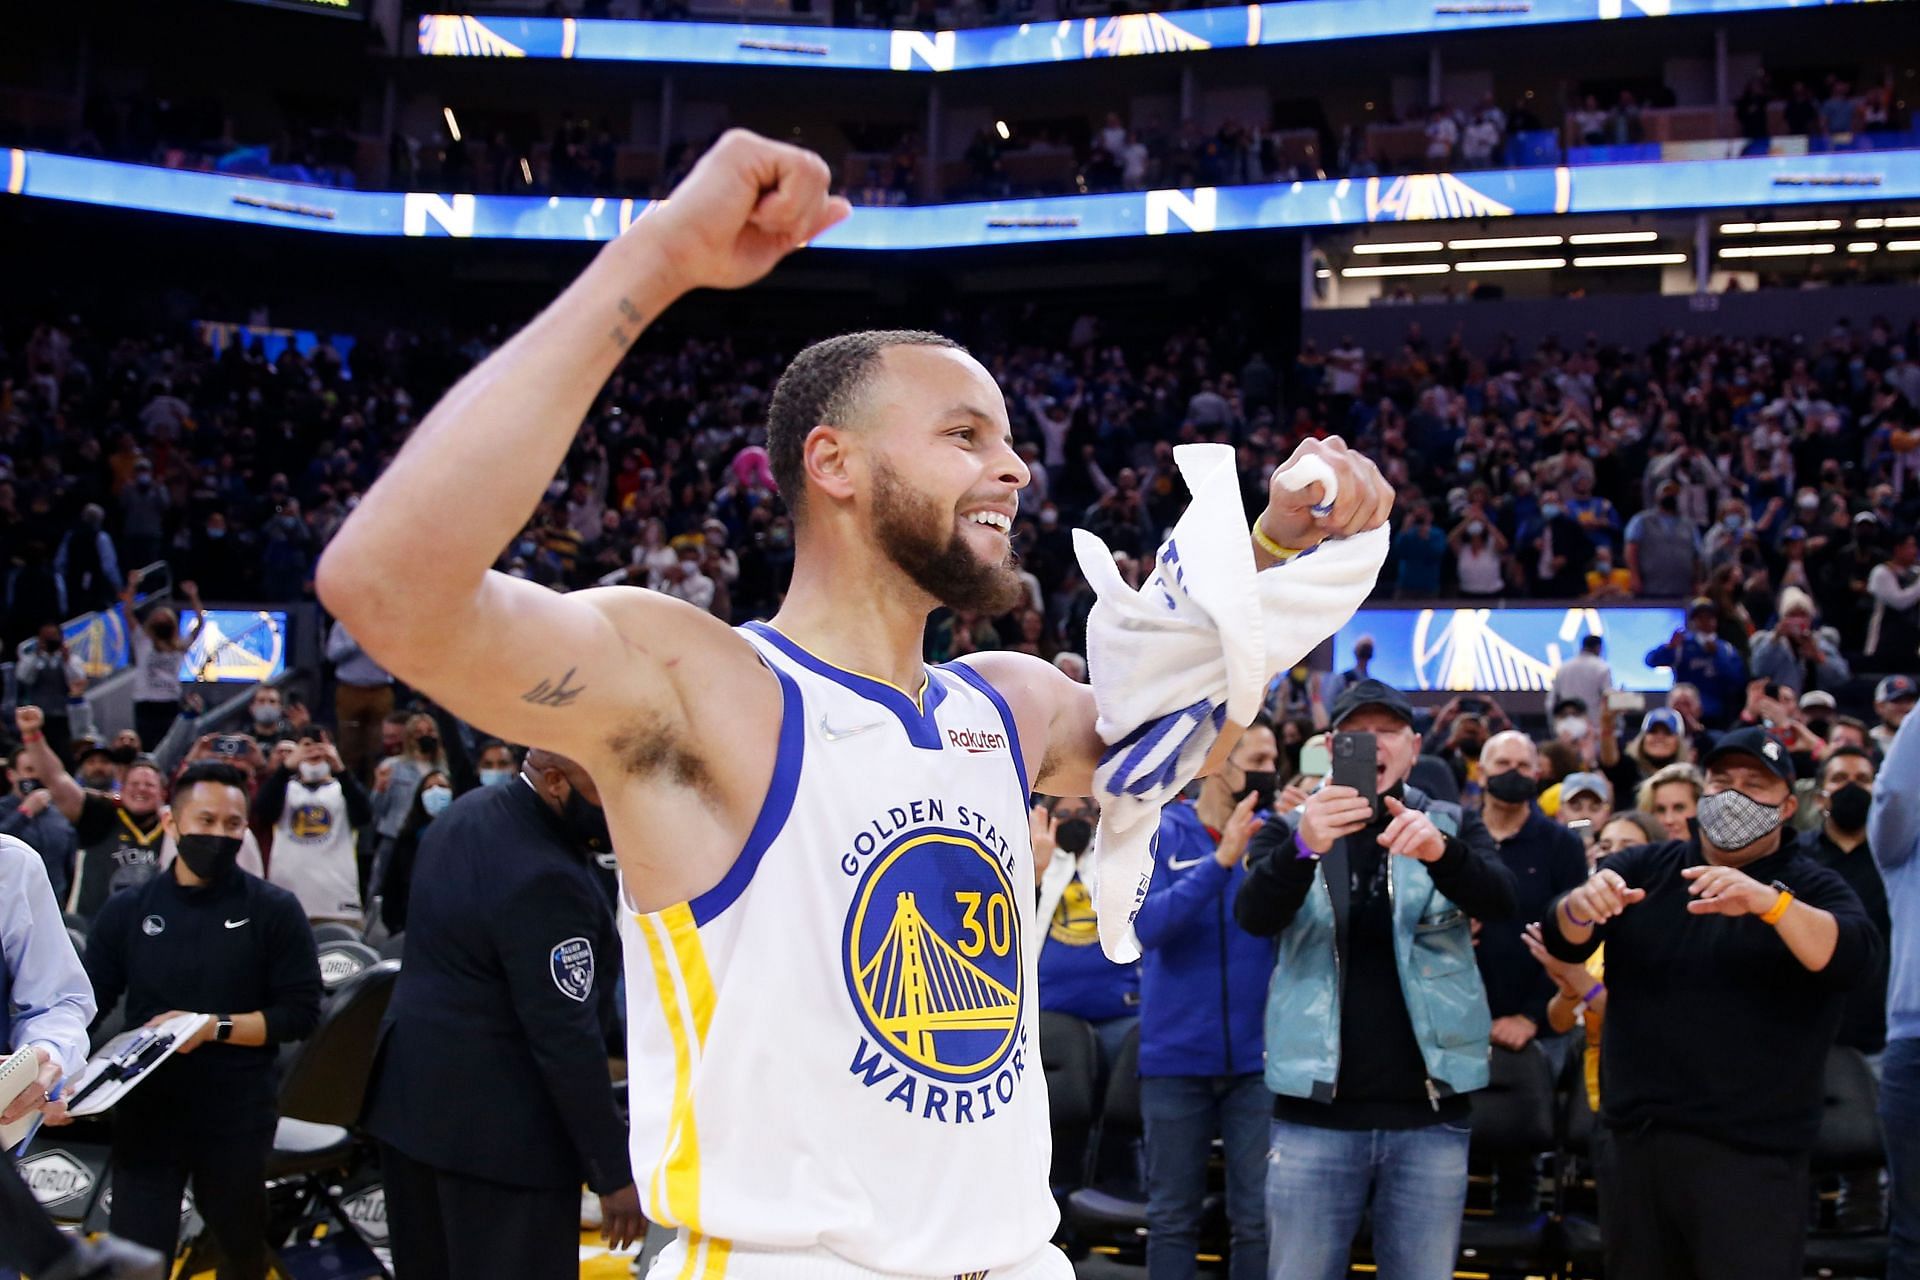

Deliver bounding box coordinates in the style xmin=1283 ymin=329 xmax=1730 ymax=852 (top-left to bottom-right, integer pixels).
xmin=517 ymin=539 xmax=538 ymax=558
xmin=1556 ymin=716 xmax=1590 ymax=742
xmin=1659 ymin=494 xmax=1679 ymax=514
xmin=252 ymin=704 xmax=281 ymax=726
xmin=298 ymin=761 xmax=332 ymax=785
xmin=421 ymin=785 xmax=454 ymax=817
xmin=1696 ymin=788 xmax=1784 ymax=851
xmin=416 ymin=735 xmax=440 ymax=756
xmin=1467 ymin=521 xmax=1486 ymax=537
xmin=1234 ymin=769 xmax=1277 ymax=813
xmin=177 ymin=833 xmax=243 ymax=881
xmin=205 ymin=526 xmax=226 ymax=540
xmin=1724 ymin=514 xmax=1745 ymax=531
xmin=1486 ymin=769 xmax=1537 ymax=805
xmin=1055 ymin=818 xmax=1094 ymax=855
xmin=563 ymin=787 xmax=612 ymax=853
xmin=109 ymin=745 xmax=138 ymax=766
xmin=1458 ymin=457 xmax=1478 ymax=474
xmin=1826 ymin=783 xmax=1872 ymax=833
xmin=1541 ymin=502 xmax=1564 ymax=520
xmin=479 ymin=768 xmax=514 ymax=788
xmin=1594 ymin=558 xmax=1613 ymax=575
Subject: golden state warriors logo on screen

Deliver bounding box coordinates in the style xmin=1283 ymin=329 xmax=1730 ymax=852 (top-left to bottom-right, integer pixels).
xmin=843 ymin=829 xmax=1023 ymax=1085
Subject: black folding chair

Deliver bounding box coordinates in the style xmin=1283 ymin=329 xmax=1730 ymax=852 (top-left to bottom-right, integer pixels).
xmin=1805 ymin=1045 xmax=1889 ymax=1278
xmin=1457 ymin=1042 xmax=1558 ymax=1275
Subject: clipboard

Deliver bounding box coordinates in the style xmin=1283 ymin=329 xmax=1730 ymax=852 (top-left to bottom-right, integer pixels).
xmin=63 ymin=1014 xmax=210 ymax=1118
xmin=0 ymin=1045 xmax=40 ymax=1150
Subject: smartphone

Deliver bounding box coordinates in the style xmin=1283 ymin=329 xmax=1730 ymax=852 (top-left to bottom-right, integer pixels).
xmin=1330 ymin=732 xmax=1379 ymax=810
xmin=212 ymin=734 xmax=252 ymax=758
xmin=1568 ymin=818 xmax=1594 ymax=845
xmin=1458 ymin=697 xmax=1488 ymax=716
xmin=1606 ymin=691 xmax=1646 ymax=714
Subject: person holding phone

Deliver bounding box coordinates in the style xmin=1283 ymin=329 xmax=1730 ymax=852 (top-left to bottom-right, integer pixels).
xmin=253 ymin=728 xmax=373 ymax=924
xmin=1235 ymin=680 xmax=1516 ymax=1280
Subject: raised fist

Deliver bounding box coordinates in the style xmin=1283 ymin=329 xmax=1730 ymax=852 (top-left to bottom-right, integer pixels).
xmin=640 ymin=130 xmax=852 ymax=296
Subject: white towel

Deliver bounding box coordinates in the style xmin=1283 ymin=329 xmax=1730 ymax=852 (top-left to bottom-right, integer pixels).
xmin=1075 ymin=443 xmax=1389 ymax=962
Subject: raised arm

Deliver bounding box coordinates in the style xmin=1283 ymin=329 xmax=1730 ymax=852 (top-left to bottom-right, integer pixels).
xmin=12 ymin=706 xmax=84 ymax=824
xmin=315 ymin=133 xmax=848 ymax=766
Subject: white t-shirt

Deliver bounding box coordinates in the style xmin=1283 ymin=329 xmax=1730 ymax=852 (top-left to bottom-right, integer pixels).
xmin=1457 ymin=540 xmax=1505 ymax=594
xmin=269 ymin=777 xmax=363 ymax=922
xmin=129 ymin=627 xmax=184 ymax=704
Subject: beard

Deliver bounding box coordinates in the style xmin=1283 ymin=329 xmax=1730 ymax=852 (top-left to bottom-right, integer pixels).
xmin=871 ymin=458 xmax=1026 ymax=615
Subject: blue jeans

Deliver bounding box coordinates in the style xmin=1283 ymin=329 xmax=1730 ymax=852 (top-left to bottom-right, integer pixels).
xmin=1885 ymin=1038 xmax=1920 ymax=1280
xmin=1265 ymin=1117 xmax=1470 ymax=1280
xmin=1140 ymin=1074 xmax=1270 ymax=1280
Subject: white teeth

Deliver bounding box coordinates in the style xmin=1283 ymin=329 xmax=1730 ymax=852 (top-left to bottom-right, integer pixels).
xmin=967 ymin=511 xmax=1011 ymax=532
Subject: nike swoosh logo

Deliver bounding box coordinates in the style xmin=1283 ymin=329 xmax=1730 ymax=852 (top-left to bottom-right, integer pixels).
xmin=819 ymin=714 xmax=885 ymax=743
xmin=1167 ymin=855 xmax=1210 ymax=871
xmin=224 ymin=918 xmax=249 ymax=929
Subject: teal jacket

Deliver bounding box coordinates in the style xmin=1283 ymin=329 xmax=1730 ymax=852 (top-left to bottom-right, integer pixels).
xmin=1237 ymin=786 xmax=1512 ymax=1104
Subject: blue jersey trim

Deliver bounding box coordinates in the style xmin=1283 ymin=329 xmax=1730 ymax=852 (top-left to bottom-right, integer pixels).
xmin=940 ymin=660 xmax=1031 ymax=799
xmin=689 ymin=654 xmax=805 ymax=927
xmin=740 ymin=620 xmax=948 ymax=749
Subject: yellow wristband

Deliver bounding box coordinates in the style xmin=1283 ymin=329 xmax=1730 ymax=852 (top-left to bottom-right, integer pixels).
xmin=1252 ymin=520 xmax=1303 ymax=563
xmin=1760 ymin=888 xmax=1794 ymax=926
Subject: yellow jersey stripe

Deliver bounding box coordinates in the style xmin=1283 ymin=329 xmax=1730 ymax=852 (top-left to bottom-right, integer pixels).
xmin=703 ymin=1234 xmax=732 ymax=1278
xmin=639 ymin=914 xmax=696 ymax=1227
xmin=659 ymin=904 xmax=717 ymax=1227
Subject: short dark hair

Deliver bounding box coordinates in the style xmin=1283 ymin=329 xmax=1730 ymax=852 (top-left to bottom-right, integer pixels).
xmin=765 ymin=330 xmax=963 ymax=517
xmin=172 ymin=760 xmax=249 ymax=801
xmin=1821 ymin=745 xmax=1876 ymax=786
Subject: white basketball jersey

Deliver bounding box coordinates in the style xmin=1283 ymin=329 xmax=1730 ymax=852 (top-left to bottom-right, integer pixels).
xmin=268 ymin=778 xmax=362 ymax=922
xmin=621 ymin=622 xmax=1057 ymax=1278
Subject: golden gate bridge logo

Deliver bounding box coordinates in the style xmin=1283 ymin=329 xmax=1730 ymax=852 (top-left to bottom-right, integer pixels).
xmin=845 ymin=832 xmax=1023 ymax=1082
xmin=1409 ymin=607 xmax=1604 ymax=691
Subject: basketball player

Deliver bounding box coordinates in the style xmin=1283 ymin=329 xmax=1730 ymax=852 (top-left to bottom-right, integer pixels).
xmin=317 ymin=130 xmax=1393 ymax=1279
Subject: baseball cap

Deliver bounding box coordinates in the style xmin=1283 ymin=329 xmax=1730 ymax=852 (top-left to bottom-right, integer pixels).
xmin=1799 ymin=690 xmax=1838 ymax=712
xmin=1877 ymin=675 xmax=1918 ymax=705
xmin=1297 ymin=733 xmax=1331 ymax=778
xmin=1703 ymin=726 xmax=1797 ymax=785
xmin=1330 ymin=678 xmax=1416 ymax=730
xmin=1552 ymin=697 xmax=1588 ymax=718
xmin=1688 ymin=597 xmax=1716 ymax=617
xmin=1562 ymin=771 xmax=1612 ymax=804
xmin=1640 ymin=708 xmax=1683 ymax=735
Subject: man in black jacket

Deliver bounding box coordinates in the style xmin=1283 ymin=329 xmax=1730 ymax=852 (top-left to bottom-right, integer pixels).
xmin=1546 ymin=726 xmax=1881 ymax=1280
xmin=364 ymin=747 xmax=643 ymax=1278
xmin=79 ymin=761 xmax=322 ymax=1279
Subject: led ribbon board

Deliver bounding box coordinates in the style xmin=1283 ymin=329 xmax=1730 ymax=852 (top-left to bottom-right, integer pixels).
xmin=6 ymin=148 xmax=1916 ymax=247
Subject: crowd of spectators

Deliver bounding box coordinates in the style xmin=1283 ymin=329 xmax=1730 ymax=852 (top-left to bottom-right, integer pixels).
xmin=7 ymin=307 xmax=1920 ymax=694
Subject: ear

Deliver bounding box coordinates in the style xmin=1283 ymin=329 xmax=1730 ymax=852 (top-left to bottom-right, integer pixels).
xmin=802 ymin=425 xmax=858 ymax=505
xmin=160 ymin=805 xmax=176 ymax=839
xmin=1780 ymin=793 xmax=1798 ymax=825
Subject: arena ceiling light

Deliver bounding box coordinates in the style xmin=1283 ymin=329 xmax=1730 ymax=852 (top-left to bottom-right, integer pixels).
xmin=519 ymin=157 xmax=533 ymax=184
xmin=1884 ymin=217 xmax=1920 ymax=228
xmin=1888 ymin=240 xmax=1920 ymax=251
xmin=1719 ymin=219 xmax=1842 ymax=234
xmin=1568 ymin=231 xmax=1659 ymax=245
xmin=1457 ymin=257 xmax=1566 ymax=271
xmin=1445 ymin=234 xmax=1565 ymax=250
xmin=994 ymin=120 xmax=1011 ymax=140
xmin=443 ymin=107 xmax=462 ymax=142
xmin=1341 ymin=263 xmax=1451 ymax=277
xmin=1351 ymin=240 xmax=1446 ymax=255
xmin=1847 ymin=242 xmax=1879 ymax=253
xmin=1717 ymin=243 xmax=1837 ymax=258
xmin=1857 ymin=217 xmax=1887 ymax=228
xmin=1571 ymin=253 xmax=1688 ymax=267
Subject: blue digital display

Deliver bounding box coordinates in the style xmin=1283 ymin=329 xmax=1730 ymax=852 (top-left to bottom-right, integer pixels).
xmin=1335 ymin=606 xmax=1689 ymax=694
xmin=182 ymin=610 xmax=290 ymax=683
xmin=418 ymin=0 xmax=1906 ymax=73
xmin=7 ymin=147 xmax=1918 ymax=248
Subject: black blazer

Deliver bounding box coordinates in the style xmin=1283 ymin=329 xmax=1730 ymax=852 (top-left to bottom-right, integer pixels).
xmin=363 ymin=778 xmax=630 ymax=1192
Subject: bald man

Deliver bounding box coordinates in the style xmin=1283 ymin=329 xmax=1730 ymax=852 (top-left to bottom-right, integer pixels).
xmin=363 ymin=747 xmax=646 ymax=1280
xmin=1476 ymin=731 xmax=1590 ymax=1060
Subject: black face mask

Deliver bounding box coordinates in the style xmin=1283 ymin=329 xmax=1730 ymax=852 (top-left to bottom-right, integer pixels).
xmin=1235 ymin=769 xmax=1278 ymax=813
xmin=1827 ymin=783 xmax=1872 ymax=833
xmin=177 ymin=833 xmax=243 ymax=882
xmin=1055 ymin=817 xmax=1094 ymax=855
xmin=1486 ymin=769 xmax=1538 ymax=805
xmin=1806 ymin=718 xmax=1832 ymax=741
xmin=416 ymin=735 xmax=441 ymax=756
xmin=108 ymin=745 xmax=138 ymax=766
xmin=1658 ymin=494 xmax=1680 ymax=514
xmin=562 ymin=787 xmax=612 ymax=854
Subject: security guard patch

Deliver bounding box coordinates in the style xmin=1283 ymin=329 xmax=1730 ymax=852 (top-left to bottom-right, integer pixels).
xmin=551 ymin=937 xmax=594 ymax=1002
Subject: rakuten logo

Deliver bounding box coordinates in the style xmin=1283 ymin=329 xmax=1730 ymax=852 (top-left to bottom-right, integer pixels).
xmin=947 ymin=727 xmax=1008 ymax=754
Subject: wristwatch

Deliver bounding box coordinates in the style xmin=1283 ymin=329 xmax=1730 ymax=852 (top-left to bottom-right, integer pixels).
xmin=215 ymin=1015 xmax=235 ymax=1043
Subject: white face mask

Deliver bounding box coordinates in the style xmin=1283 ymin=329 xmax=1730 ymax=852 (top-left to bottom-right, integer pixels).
xmin=251 ymin=704 xmax=281 ymax=726
xmin=1556 ymin=716 xmax=1590 ymax=743
xmin=298 ymin=760 xmax=332 ymax=785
